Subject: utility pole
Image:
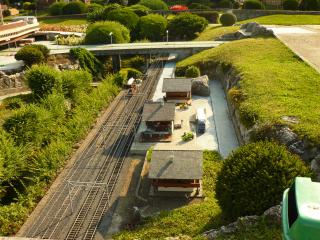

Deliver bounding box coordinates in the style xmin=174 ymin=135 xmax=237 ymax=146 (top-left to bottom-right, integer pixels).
xmin=0 ymin=4 xmax=4 ymax=25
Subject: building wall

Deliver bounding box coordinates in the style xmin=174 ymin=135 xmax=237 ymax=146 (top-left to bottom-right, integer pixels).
xmin=166 ymin=91 xmax=190 ymax=99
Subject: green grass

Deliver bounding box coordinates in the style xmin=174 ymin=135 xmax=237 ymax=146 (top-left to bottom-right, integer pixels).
xmin=40 ymin=18 xmax=87 ymax=25
xmin=114 ymin=151 xmax=281 ymax=239
xmin=240 ymin=14 xmax=320 ymax=25
xmin=177 ymin=38 xmax=320 ymax=144
xmin=196 ymin=25 xmax=239 ymax=41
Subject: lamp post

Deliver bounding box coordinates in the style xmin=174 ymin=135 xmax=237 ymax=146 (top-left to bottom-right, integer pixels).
xmin=109 ymin=32 xmax=113 ymax=45
xmin=166 ymin=30 xmax=169 ymax=43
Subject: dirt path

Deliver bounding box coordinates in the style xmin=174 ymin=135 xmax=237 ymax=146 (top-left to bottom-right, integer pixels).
xmin=267 ymin=25 xmax=320 ymax=73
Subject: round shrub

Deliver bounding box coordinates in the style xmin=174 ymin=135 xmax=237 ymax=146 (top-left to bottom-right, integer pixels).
xmin=127 ymin=4 xmax=150 ymax=16
xmin=101 ymin=3 xmax=122 ymax=19
xmin=120 ymin=67 xmax=142 ymax=80
xmin=299 ymin=0 xmax=320 ymax=10
xmin=283 ymin=0 xmax=299 ymax=9
xmin=196 ymin=11 xmax=219 ymax=23
xmin=216 ymin=141 xmax=313 ymax=220
xmin=88 ymin=3 xmax=103 ymax=12
xmin=49 ymin=2 xmax=66 ymax=15
xmin=106 ymin=8 xmax=139 ymax=31
xmin=87 ymin=8 xmax=104 ymax=22
xmin=15 ymin=45 xmax=49 ymax=66
xmin=218 ymin=0 xmax=233 ymax=8
xmin=185 ymin=65 xmax=200 ymax=78
xmin=168 ymin=13 xmax=208 ymax=40
xmin=243 ymin=0 xmax=265 ymax=9
xmin=85 ymin=21 xmax=130 ymax=44
xmin=26 ymin=65 xmax=62 ymax=99
xmin=219 ymin=12 xmax=237 ymax=26
xmin=63 ymin=1 xmax=88 ymax=15
xmin=139 ymin=14 xmax=167 ymax=41
xmin=138 ymin=0 xmax=168 ymax=10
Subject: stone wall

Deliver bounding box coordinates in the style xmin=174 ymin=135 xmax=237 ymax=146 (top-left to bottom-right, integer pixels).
xmin=0 ymin=71 xmax=24 ymax=90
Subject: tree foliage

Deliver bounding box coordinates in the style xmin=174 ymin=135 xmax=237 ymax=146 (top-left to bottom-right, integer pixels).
xmin=243 ymin=0 xmax=265 ymax=9
xmin=138 ymin=0 xmax=168 ymax=10
xmin=299 ymin=0 xmax=320 ymax=10
xmin=85 ymin=21 xmax=130 ymax=44
xmin=106 ymin=8 xmax=139 ymax=31
xmin=216 ymin=141 xmax=313 ymax=220
xmin=62 ymin=1 xmax=88 ymax=14
xmin=126 ymin=4 xmax=150 ymax=16
xmin=15 ymin=44 xmax=49 ymax=66
xmin=168 ymin=13 xmax=208 ymax=40
xmin=138 ymin=14 xmax=167 ymax=41
xmin=49 ymin=2 xmax=66 ymax=15
xmin=283 ymin=0 xmax=299 ymax=9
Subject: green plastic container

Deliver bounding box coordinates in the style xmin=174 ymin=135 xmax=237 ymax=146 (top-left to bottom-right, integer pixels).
xmin=282 ymin=177 xmax=320 ymax=240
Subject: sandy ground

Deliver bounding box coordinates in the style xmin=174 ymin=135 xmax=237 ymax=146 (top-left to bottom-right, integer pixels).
xmin=267 ymin=25 xmax=320 ymax=73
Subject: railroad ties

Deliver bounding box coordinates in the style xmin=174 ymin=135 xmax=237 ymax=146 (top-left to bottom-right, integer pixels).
xmin=24 ymin=58 xmax=164 ymax=240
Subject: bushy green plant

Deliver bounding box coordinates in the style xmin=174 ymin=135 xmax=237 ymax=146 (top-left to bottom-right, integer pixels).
xmin=120 ymin=67 xmax=142 ymax=79
xmin=55 ymin=35 xmax=84 ymax=45
xmin=127 ymin=4 xmax=150 ymax=16
xmin=106 ymin=8 xmax=139 ymax=31
xmin=138 ymin=14 xmax=167 ymax=41
xmin=283 ymin=0 xmax=299 ymax=9
xmin=219 ymin=12 xmax=237 ymax=26
xmin=69 ymin=47 xmax=103 ymax=77
xmin=181 ymin=132 xmax=194 ymax=141
xmin=49 ymin=2 xmax=66 ymax=15
xmin=15 ymin=47 xmax=44 ymax=66
xmin=218 ymin=0 xmax=233 ymax=8
xmin=185 ymin=65 xmax=200 ymax=78
xmin=138 ymin=0 xmax=168 ymax=10
xmin=196 ymin=11 xmax=219 ymax=23
xmin=168 ymin=13 xmax=208 ymax=40
xmin=122 ymin=55 xmax=145 ymax=71
xmin=87 ymin=8 xmax=104 ymax=22
xmin=216 ymin=141 xmax=313 ymax=220
xmin=63 ymin=1 xmax=88 ymax=14
xmin=85 ymin=21 xmax=130 ymax=44
xmin=102 ymin=3 xmax=122 ymax=18
xmin=233 ymin=1 xmax=241 ymax=8
xmin=25 ymin=65 xmax=62 ymax=99
xmin=88 ymin=3 xmax=103 ymax=12
xmin=299 ymin=0 xmax=320 ymax=10
xmin=32 ymin=44 xmax=50 ymax=59
xmin=243 ymin=0 xmax=265 ymax=9
xmin=61 ymin=70 xmax=92 ymax=101
xmin=146 ymin=146 xmax=153 ymax=162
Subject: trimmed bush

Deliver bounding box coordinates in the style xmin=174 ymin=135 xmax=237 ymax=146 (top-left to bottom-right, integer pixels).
xmin=26 ymin=65 xmax=62 ymax=99
xmin=196 ymin=11 xmax=219 ymax=23
xmin=49 ymin=2 xmax=66 ymax=15
xmin=138 ymin=0 xmax=168 ymax=10
xmin=233 ymin=1 xmax=241 ymax=8
xmin=219 ymin=12 xmax=237 ymax=26
xmin=88 ymin=3 xmax=103 ymax=12
xmin=138 ymin=14 xmax=167 ymax=41
xmin=218 ymin=0 xmax=233 ymax=8
xmin=15 ymin=44 xmax=49 ymax=66
xmin=63 ymin=1 xmax=88 ymax=14
xmin=185 ymin=65 xmax=200 ymax=78
xmin=127 ymin=4 xmax=150 ymax=16
xmin=69 ymin=47 xmax=103 ymax=77
xmin=243 ymin=0 xmax=265 ymax=9
xmin=87 ymin=8 xmax=104 ymax=22
xmin=299 ymin=0 xmax=320 ymax=10
xmin=283 ymin=0 xmax=299 ymax=9
xmin=85 ymin=21 xmax=130 ymax=44
xmin=216 ymin=141 xmax=313 ymax=220
xmin=168 ymin=13 xmax=208 ymax=40
xmin=122 ymin=55 xmax=145 ymax=71
xmin=106 ymin=8 xmax=139 ymax=31
xmin=119 ymin=67 xmax=142 ymax=79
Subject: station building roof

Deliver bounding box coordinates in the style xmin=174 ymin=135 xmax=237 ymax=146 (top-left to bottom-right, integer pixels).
xmin=142 ymin=102 xmax=175 ymax=122
xmin=148 ymin=150 xmax=203 ymax=180
xmin=162 ymin=78 xmax=192 ymax=93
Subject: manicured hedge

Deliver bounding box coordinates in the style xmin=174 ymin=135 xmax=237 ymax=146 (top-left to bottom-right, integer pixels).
xmin=106 ymin=8 xmax=139 ymax=31
xmin=138 ymin=0 xmax=168 ymax=10
xmin=138 ymin=14 xmax=167 ymax=41
xmin=243 ymin=0 xmax=265 ymax=9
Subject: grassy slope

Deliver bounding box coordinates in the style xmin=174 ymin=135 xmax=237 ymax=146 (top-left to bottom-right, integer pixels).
xmin=196 ymin=25 xmax=239 ymax=41
xmin=114 ymin=151 xmax=281 ymax=239
xmin=177 ymin=38 xmax=320 ymax=143
xmin=240 ymin=14 xmax=320 ymax=25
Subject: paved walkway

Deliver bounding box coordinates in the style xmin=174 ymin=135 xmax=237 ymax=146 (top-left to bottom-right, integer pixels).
xmin=0 ymin=90 xmax=31 ymax=102
xmin=267 ymin=25 xmax=320 ymax=73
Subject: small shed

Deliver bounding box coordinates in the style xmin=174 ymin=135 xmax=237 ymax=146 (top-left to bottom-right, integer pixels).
xmin=141 ymin=102 xmax=176 ymax=142
xmin=149 ymin=150 xmax=203 ymax=192
xmin=162 ymin=78 xmax=192 ymax=102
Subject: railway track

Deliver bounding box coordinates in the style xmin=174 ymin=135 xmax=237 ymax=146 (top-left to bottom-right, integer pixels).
xmin=23 ymin=59 xmax=164 ymax=239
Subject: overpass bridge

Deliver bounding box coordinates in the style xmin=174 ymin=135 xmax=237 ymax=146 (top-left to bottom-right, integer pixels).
xmin=0 ymin=40 xmax=224 ymax=72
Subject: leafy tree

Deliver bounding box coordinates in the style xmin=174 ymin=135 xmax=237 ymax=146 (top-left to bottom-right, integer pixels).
xmin=25 ymin=65 xmax=62 ymax=99
xmin=126 ymin=4 xmax=150 ymax=16
xmin=88 ymin=3 xmax=103 ymax=12
xmin=106 ymin=8 xmax=139 ymax=31
xmin=216 ymin=141 xmax=313 ymax=220
xmin=243 ymin=0 xmax=265 ymax=9
xmin=63 ymin=1 xmax=88 ymax=14
xmin=219 ymin=12 xmax=237 ymax=26
xmin=218 ymin=0 xmax=233 ymax=8
xmin=185 ymin=65 xmax=200 ymax=78
xmin=283 ymin=0 xmax=299 ymax=9
xmin=299 ymin=0 xmax=320 ymax=10
xmin=168 ymin=13 xmax=208 ymax=40
xmin=138 ymin=14 xmax=167 ymax=41
xmin=84 ymin=21 xmax=130 ymax=44
xmin=138 ymin=0 xmax=168 ymax=10
xmin=49 ymin=2 xmax=66 ymax=15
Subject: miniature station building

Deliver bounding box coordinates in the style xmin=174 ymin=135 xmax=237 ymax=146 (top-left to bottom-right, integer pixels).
xmin=148 ymin=150 xmax=203 ymax=193
xmin=162 ymin=78 xmax=192 ymax=103
xmin=140 ymin=102 xmax=176 ymax=142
